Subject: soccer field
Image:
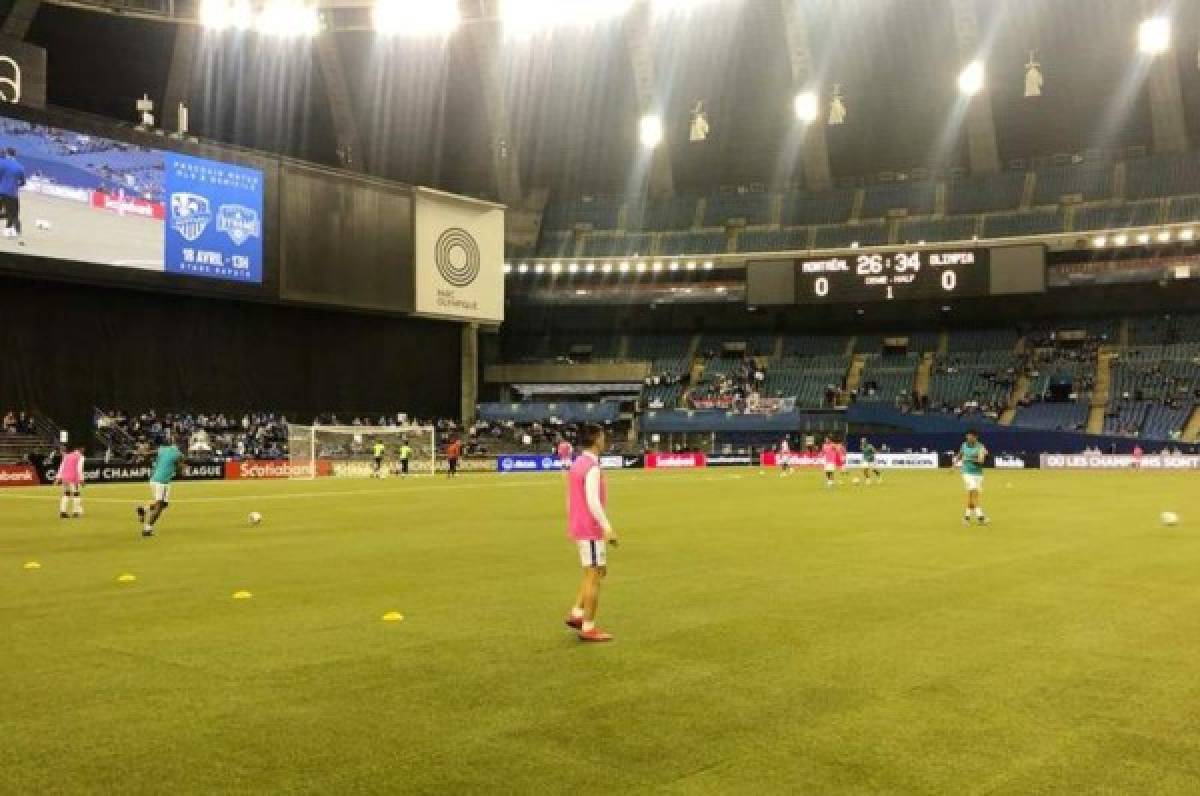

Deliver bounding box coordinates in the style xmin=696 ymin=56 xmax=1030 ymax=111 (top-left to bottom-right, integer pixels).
xmin=2 ymin=469 xmax=1200 ymax=793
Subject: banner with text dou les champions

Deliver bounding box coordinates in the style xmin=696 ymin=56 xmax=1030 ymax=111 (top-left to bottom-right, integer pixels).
xmin=413 ymin=187 xmax=504 ymax=323
xmin=165 ymin=154 xmax=264 ymax=283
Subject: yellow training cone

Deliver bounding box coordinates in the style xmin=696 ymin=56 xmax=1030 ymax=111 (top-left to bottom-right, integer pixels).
xmin=232 ymin=590 xmax=253 ymax=600
xmin=117 ymin=574 xmax=137 ymax=583
xmin=23 ymin=561 xmax=41 ymax=570
xmin=381 ymin=611 xmax=405 ymax=622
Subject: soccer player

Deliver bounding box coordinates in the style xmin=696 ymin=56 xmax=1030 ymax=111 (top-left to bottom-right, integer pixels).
xmin=860 ymin=437 xmax=882 ymax=484
xmin=1131 ymin=444 xmax=1143 ymax=470
xmin=779 ymin=435 xmax=792 ymax=477
xmin=398 ymin=440 xmax=412 ymax=476
xmin=821 ymin=435 xmax=838 ymax=488
xmin=445 ymin=436 xmax=462 ymax=478
xmin=564 ymin=424 xmax=618 ymax=642
xmin=136 ymin=435 xmax=184 ymax=538
xmin=54 ymin=445 xmax=85 ymax=518
xmin=957 ymin=430 xmax=989 ymax=526
xmin=372 ymin=439 xmax=386 ymax=478
xmin=835 ymin=437 xmax=848 ymax=482
xmin=556 ymin=436 xmax=573 ymax=478
xmin=0 ymin=147 xmax=26 ymax=242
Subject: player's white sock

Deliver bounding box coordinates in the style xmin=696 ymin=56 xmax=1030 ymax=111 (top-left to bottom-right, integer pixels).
xmin=582 ymin=620 xmax=595 ymax=633
xmin=975 ymin=507 xmax=985 ymax=520
xmin=59 ymin=496 xmax=68 ymax=513
xmin=570 ymin=606 xmax=584 ymax=619
xmin=73 ymin=498 xmax=83 ymax=515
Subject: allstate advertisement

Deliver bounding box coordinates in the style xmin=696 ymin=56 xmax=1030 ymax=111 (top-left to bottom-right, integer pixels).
xmin=164 ymin=153 xmax=263 ymax=283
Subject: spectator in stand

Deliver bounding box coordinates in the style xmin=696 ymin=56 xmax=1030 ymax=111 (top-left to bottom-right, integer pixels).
xmin=3 ymin=410 xmax=16 ymax=433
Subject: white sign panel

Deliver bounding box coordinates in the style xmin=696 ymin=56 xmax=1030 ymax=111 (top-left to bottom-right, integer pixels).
xmin=845 ymin=452 xmax=939 ymax=469
xmin=413 ymin=187 xmax=504 ymax=323
xmin=1040 ymin=454 xmax=1200 ymax=470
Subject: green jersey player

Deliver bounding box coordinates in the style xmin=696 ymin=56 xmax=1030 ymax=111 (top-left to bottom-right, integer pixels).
xmin=860 ymin=438 xmax=881 ymax=484
xmin=957 ymin=430 xmax=988 ymax=526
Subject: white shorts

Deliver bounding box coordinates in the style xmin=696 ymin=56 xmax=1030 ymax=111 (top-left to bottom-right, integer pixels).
xmin=824 ymin=464 xmax=835 ymax=473
xmin=962 ymin=474 xmax=984 ymax=492
xmin=576 ymin=539 xmax=607 ymax=568
xmin=151 ymin=481 xmax=172 ymax=503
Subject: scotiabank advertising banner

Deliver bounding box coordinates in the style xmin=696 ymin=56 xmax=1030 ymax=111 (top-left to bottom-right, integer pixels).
xmin=644 ymin=452 xmax=707 ymax=469
xmin=224 ymin=459 xmax=332 ymax=479
xmin=0 ymin=464 xmax=40 ymax=487
xmin=759 ymin=452 xmax=824 ymax=468
xmin=1041 ymin=454 xmax=1200 ymax=470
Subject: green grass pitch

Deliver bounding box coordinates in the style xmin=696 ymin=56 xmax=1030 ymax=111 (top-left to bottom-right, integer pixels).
xmin=3 ymin=469 xmax=1200 ymax=793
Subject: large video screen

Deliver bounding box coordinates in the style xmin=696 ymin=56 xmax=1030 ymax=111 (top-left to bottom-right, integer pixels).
xmin=0 ymin=116 xmax=263 ymax=283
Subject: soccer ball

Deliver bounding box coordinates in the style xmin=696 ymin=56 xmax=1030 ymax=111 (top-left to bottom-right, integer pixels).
xmin=1161 ymin=511 xmax=1179 ymax=527
xmin=248 ymin=511 xmax=263 ymax=526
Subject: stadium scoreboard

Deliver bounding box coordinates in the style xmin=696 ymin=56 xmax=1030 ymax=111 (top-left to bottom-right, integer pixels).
xmin=746 ymin=245 xmax=1045 ymax=305
xmin=797 ymin=248 xmax=988 ymax=303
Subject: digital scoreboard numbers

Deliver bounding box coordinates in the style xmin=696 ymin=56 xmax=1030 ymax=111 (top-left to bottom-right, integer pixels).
xmin=795 ymin=248 xmax=990 ymax=303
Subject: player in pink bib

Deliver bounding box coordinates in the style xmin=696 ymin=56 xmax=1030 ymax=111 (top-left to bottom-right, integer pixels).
xmin=821 ymin=436 xmax=839 ymax=488
xmin=564 ymin=424 xmax=618 ymax=642
xmin=556 ymin=437 xmax=573 ymax=477
xmin=54 ymin=445 xmax=85 ymax=519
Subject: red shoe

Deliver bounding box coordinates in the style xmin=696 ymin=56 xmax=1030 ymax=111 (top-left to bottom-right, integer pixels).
xmin=578 ymin=628 xmax=613 ymax=642
xmin=565 ymin=616 xmax=583 ymax=630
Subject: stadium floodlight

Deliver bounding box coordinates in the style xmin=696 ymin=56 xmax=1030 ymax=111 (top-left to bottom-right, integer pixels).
xmin=669 ymin=262 xmax=680 ymax=271
xmin=685 ymin=261 xmax=697 ymax=271
xmin=534 ymin=263 xmax=546 ymax=274
xmin=957 ymin=61 xmax=985 ymax=96
xmin=635 ymin=262 xmax=648 ymax=273
xmin=584 ymin=262 xmax=596 ymax=273
xmin=1092 ymin=235 xmax=1107 ymax=248
xmin=850 ymin=241 xmax=860 ymax=248
xmin=1181 ymin=228 xmax=1195 ymax=241
xmin=1138 ymin=17 xmax=1170 ymax=56
xmin=793 ymin=91 xmax=819 ymax=123
xmin=618 ymin=261 xmax=631 ymax=273
xmin=550 ymin=262 xmax=563 ymax=274
xmin=503 ymin=263 xmax=512 ymax=274
xmin=1157 ymin=230 xmax=1172 ymax=243
xmin=500 ymin=0 xmax=634 ymax=37
xmin=601 ymin=263 xmax=613 ymax=273
xmin=715 ymin=286 xmax=727 ymax=294
xmin=567 ymin=263 xmax=579 ymax=274
xmin=200 ymin=0 xmax=239 ymax=29
xmin=651 ymin=262 xmax=663 ymax=273
xmin=255 ymin=0 xmax=319 ymax=36
xmin=517 ymin=263 xmax=528 ymax=274
xmin=1136 ymin=233 xmax=1150 ymax=245
xmin=373 ymin=0 xmax=460 ymax=37
xmin=1113 ymin=233 xmax=1128 ymax=246
xmin=639 ymin=114 xmax=664 ymax=149
xmin=702 ymin=261 xmax=714 ymax=271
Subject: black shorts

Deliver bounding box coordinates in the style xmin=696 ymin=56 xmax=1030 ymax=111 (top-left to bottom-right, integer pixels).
xmin=448 ymin=457 xmax=459 ymax=472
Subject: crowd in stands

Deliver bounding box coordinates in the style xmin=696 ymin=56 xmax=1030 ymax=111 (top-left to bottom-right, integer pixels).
xmin=95 ymin=409 xmax=290 ymax=460
xmin=2 ymin=410 xmax=37 ymax=434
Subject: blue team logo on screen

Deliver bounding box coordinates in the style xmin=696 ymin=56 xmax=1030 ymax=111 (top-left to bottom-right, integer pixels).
xmin=164 ymin=153 xmax=264 ymax=284
xmin=216 ymin=204 xmax=261 ymax=246
xmin=170 ymin=192 xmax=212 ymax=242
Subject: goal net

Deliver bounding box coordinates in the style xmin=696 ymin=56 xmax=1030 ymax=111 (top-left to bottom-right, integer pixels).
xmin=286 ymin=424 xmax=438 ymax=479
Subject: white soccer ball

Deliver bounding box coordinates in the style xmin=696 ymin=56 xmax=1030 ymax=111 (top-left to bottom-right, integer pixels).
xmin=1161 ymin=511 xmax=1180 ymax=527
xmin=248 ymin=511 xmax=263 ymax=526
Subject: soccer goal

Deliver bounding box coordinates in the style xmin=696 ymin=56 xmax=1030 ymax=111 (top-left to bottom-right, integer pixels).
xmin=286 ymin=424 xmax=438 ymax=479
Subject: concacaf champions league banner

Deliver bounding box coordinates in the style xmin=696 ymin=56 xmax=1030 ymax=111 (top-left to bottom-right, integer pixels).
xmin=413 ymin=187 xmax=505 ymax=323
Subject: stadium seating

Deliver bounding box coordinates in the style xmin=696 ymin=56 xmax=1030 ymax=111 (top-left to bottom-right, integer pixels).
xmin=659 ymin=230 xmax=728 ymax=256
xmin=737 ymin=227 xmax=809 ymax=253
xmin=780 ymin=189 xmax=856 ymax=226
xmin=1125 ymin=151 xmax=1200 ymax=200
xmin=1012 ymin=401 xmax=1090 ymax=431
xmin=860 ymin=180 xmax=936 ymax=219
xmin=946 ymin=328 xmax=1018 ymax=352
xmin=856 ymin=354 xmax=918 ymax=403
xmin=1072 ymin=201 xmax=1161 ymax=232
xmin=1167 ymin=195 xmax=1200 ymax=224
xmin=982 ymin=209 xmax=1065 ymax=238
xmin=625 ymin=196 xmax=698 ymax=231
xmin=703 ymin=191 xmax=772 ymax=227
xmin=897 ymin=216 xmax=979 ymax=245
xmin=945 ymin=171 xmax=1026 ymax=215
xmin=1032 ymin=161 xmax=1112 ymax=204
xmin=542 ymin=197 xmax=622 ymax=230
xmin=814 ymin=222 xmax=888 ymax=249
xmin=535 ymin=230 xmax=575 ymax=258
xmin=581 ymin=233 xmax=653 ymax=258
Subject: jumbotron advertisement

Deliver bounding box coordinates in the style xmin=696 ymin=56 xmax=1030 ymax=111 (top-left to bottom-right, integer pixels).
xmin=0 ymin=114 xmax=263 ymax=284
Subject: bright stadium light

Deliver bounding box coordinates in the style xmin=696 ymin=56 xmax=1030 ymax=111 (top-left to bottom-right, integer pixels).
xmin=1157 ymin=230 xmax=1172 ymax=243
xmin=567 ymin=263 xmax=579 ymax=274
xmin=651 ymin=262 xmax=663 ymax=273
xmin=533 ymin=264 xmax=545 ymax=274
xmin=1181 ymin=228 xmax=1195 ymax=241
xmin=669 ymin=262 xmax=680 ymax=272
xmin=1138 ymin=17 xmax=1170 ymax=56
xmin=500 ymin=0 xmax=634 ymax=37
xmin=1113 ymin=233 xmax=1129 ymax=246
xmin=503 ymin=263 xmax=512 ymax=274
xmin=639 ymin=114 xmax=664 ymax=149
xmin=601 ymin=263 xmax=613 ymax=274
xmin=958 ymin=60 xmax=985 ymax=96
xmin=635 ymin=262 xmax=648 ymax=273
xmin=1092 ymin=235 xmax=1108 ymax=248
xmin=373 ymin=0 xmax=460 ymax=37
xmin=793 ymin=91 xmax=819 ymax=123
xmin=517 ymin=263 xmax=529 ymax=274
xmin=618 ymin=261 xmax=631 ymax=273
xmin=584 ymin=263 xmax=596 ymax=273
xmin=550 ymin=262 xmax=563 ymax=274
xmin=256 ymin=1 xmax=319 ymax=36
xmin=702 ymin=261 xmax=714 ymax=271
xmin=1136 ymin=232 xmax=1150 ymax=245
xmin=685 ymin=261 xmax=697 ymax=271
